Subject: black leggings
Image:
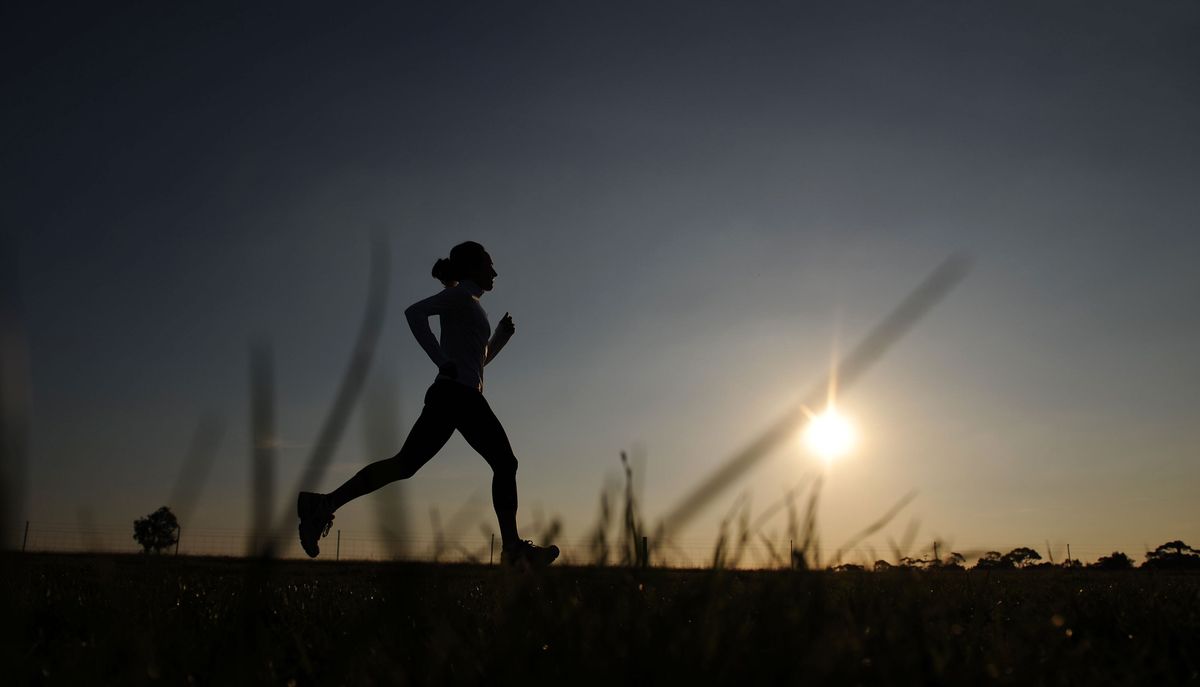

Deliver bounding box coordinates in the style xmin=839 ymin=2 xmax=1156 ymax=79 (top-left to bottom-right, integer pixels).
xmin=329 ymin=380 xmax=518 ymax=513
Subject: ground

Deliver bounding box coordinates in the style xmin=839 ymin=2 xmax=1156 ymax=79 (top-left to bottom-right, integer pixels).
xmin=4 ymin=553 xmax=1199 ymax=685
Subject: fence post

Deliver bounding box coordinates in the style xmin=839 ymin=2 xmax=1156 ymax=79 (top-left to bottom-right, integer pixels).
xmin=23 ymin=521 xmax=29 ymax=552
xmin=641 ymin=536 xmax=648 ymax=569
xmin=490 ymin=533 xmax=495 ymax=565
xmin=336 ymin=529 xmax=341 ymax=561
xmin=175 ymin=526 xmax=181 ymax=556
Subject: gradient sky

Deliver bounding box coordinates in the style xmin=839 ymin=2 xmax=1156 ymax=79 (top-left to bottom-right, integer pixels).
xmin=5 ymin=1 xmax=1199 ymax=563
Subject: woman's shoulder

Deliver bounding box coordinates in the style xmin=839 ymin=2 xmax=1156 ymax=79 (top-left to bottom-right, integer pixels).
xmin=407 ymin=284 xmax=472 ymax=313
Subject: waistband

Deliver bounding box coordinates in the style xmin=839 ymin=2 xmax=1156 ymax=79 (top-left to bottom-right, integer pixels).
xmin=431 ymin=377 xmax=483 ymax=394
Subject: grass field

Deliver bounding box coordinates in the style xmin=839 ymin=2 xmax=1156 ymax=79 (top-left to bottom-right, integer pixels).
xmin=5 ymin=553 xmax=1199 ymax=685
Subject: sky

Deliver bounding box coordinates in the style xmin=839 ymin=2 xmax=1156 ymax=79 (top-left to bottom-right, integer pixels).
xmin=4 ymin=1 xmax=1199 ymax=564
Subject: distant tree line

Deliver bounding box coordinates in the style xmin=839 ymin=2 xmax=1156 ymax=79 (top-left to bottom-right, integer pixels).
xmin=133 ymin=502 xmax=1197 ymax=571
xmin=832 ymin=540 xmax=1200 ymax=572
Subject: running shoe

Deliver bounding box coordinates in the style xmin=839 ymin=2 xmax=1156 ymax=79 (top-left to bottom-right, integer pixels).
xmin=297 ymin=491 xmax=334 ymax=558
xmin=501 ymin=539 xmax=560 ymax=569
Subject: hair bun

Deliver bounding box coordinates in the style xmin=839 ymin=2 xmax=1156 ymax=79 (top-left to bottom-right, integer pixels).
xmin=431 ymin=257 xmax=454 ymax=284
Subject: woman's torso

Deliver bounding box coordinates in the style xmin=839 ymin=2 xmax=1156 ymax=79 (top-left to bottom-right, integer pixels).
xmin=437 ymin=281 xmax=491 ymax=391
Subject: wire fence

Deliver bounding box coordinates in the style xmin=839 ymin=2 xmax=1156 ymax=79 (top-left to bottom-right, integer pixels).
xmin=10 ymin=520 xmax=1136 ymax=568
xmin=12 ymin=521 xmax=759 ymax=566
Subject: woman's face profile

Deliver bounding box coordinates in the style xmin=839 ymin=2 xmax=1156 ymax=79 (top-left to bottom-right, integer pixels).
xmin=467 ymin=251 xmax=497 ymax=291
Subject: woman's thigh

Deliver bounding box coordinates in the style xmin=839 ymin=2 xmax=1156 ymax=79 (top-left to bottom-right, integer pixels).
xmin=453 ymin=393 xmax=517 ymax=472
xmin=389 ymin=384 xmax=457 ymax=472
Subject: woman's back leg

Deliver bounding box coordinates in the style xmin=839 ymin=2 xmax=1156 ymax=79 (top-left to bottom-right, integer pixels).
xmin=325 ymin=402 xmax=456 ymax=512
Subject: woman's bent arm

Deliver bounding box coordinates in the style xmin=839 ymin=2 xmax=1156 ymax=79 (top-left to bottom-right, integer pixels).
xmin=404 ymin=290 xmax=461 ymax=368
xmin=485 ymin=312 xmax=514 ymax=366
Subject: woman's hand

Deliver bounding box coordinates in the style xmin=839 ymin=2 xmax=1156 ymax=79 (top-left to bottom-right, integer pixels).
xmin=485 ymin=313 xmax=515 ymax=367
xmin=495 ymin=312 xmax=515 ymax=341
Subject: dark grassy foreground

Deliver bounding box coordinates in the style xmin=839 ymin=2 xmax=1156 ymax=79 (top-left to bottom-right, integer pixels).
xmin=3 ymin=553 xmax=1199 ymax=685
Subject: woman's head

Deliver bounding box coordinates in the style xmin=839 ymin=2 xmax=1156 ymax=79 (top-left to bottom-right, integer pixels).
xmin=431 ymin=241 xmax=497 ymax=290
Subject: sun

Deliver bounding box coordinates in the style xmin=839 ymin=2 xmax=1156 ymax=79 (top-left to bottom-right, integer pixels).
xmin=803 ymin=406 xmax=855 ymax=463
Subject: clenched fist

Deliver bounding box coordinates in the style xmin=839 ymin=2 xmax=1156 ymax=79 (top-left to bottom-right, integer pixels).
xmin=495 ymin=312 xmax=515 ymax=341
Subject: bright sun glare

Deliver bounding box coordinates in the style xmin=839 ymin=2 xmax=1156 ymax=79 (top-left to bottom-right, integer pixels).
xmin=804 ymin=407 xmax=856 ymax=463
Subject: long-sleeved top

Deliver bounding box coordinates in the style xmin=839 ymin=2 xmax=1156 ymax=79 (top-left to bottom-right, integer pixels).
xmin=404 ymin=279 xmax=504 ymax=392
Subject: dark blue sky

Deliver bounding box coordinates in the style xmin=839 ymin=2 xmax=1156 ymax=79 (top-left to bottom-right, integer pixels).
xmin=5 ymin=1 xmax=1199 ymax=562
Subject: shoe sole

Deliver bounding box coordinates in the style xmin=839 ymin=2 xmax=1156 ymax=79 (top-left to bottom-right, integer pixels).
xmin=502 ymin=545 xmax=560 ymax=569
xmin=297 ymin=492 xmax=322 ymax=558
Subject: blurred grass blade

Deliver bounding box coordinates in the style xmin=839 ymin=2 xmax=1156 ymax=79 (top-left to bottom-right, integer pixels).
xmin=896 ymin=517 xmax=921 ymax=562
xmin=169 ymin=413 xmax=225 ymax=526
xmin=440 ymin=492 xmax=486 ymax=552
xmin=656 ymin=254 xmax=970 ymax=542
xmin=362 ymin=366 xmax=410 ymax=558
xmin=748 ymin=476 xmax=812 ymax=537
xmin=588 ymin=477 xmax=617 ymax=566
xmin=0 ymin=240 xmax=30 ymax=550
xmin=796 ymin=475 xmax=823 ymax=569
xmin=249 ymin=343 xmax=277 ymax=557
xmin=268 ymin=237 xmax=390 ymax=549
xmin=619 ymin=451 xmax=643 ymax=566
xmin=832 ymin=489 xmax=918 ymax=563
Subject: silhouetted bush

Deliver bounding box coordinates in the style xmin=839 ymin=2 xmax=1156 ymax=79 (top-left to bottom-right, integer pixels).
xmin=899 ymin=555 xmax=935 ymax=570
xmin=940 ymin=552 xmax=966 ymax=570
xmin=973 ymin=551 xmax=1012 ymax=570
xmin=1091 ymin=552 xmax=1134 ymax=570
xmin=1002 ymin=547 xmax=1042 ymax=568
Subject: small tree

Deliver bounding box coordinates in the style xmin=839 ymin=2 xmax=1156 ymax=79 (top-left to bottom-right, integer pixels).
xmin=133 ymin=506 xmax=179 ymax=554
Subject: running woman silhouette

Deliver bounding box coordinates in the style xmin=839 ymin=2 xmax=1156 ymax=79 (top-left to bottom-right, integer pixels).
xmin=297 ymin=241 xmax=559 ymax=567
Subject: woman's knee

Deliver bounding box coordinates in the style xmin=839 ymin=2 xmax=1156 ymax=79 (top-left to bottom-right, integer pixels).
xmin=491 ymin=453 xmax=518 ymax=476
